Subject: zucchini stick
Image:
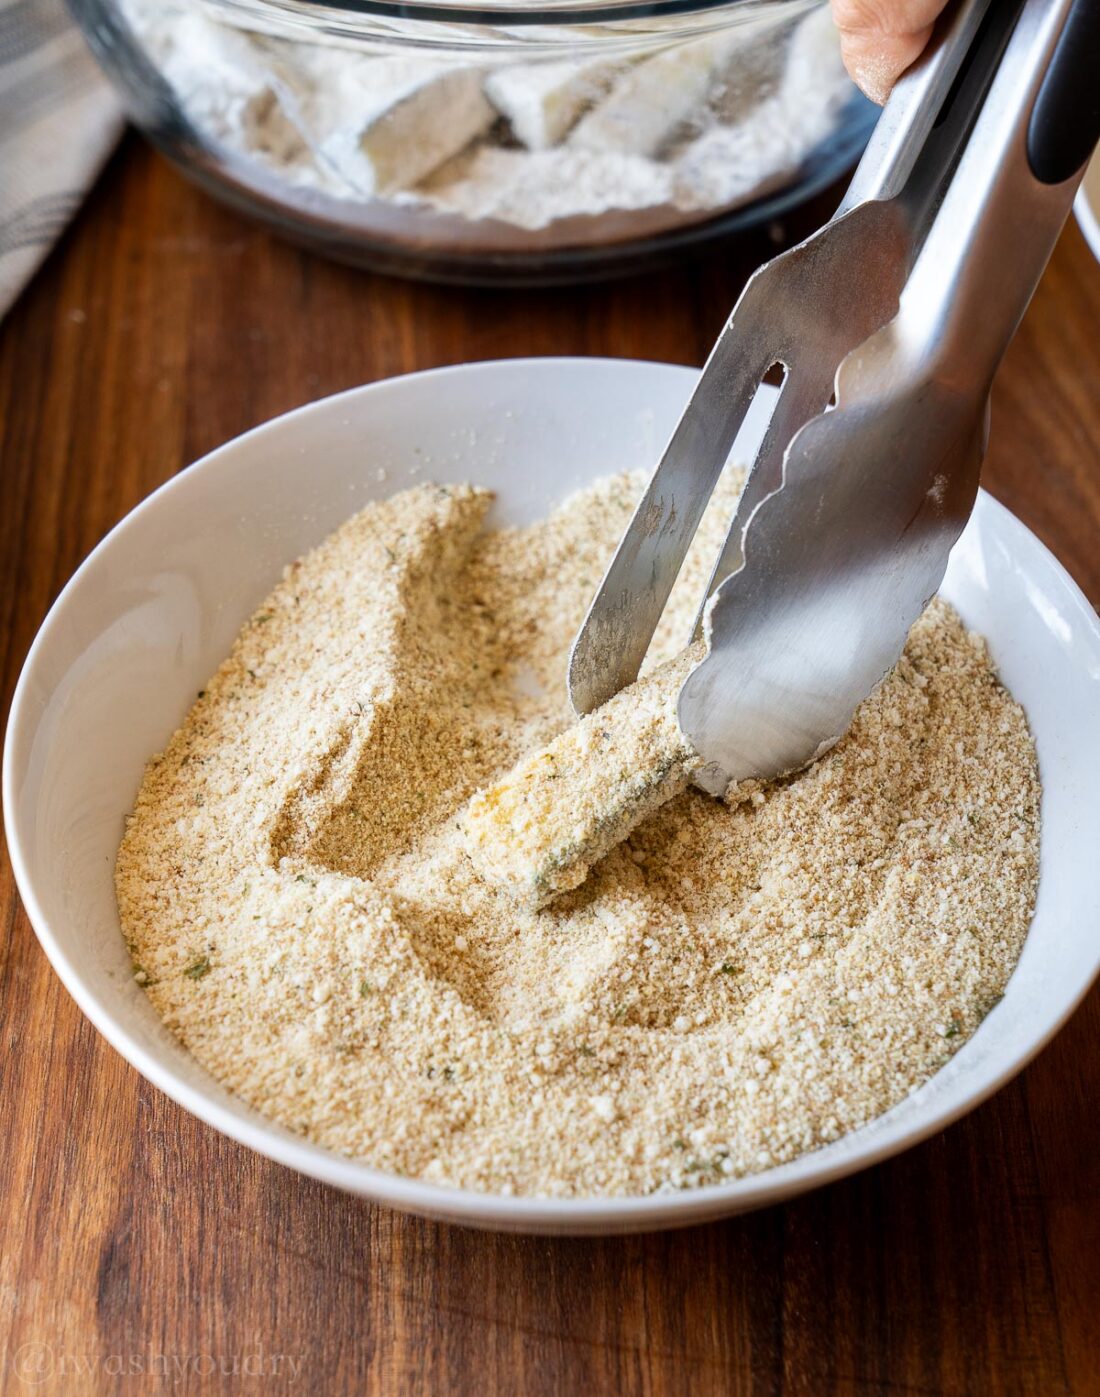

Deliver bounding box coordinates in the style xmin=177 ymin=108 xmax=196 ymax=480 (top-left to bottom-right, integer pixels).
xmin=462 ymin=643 xmax=705 ymax=906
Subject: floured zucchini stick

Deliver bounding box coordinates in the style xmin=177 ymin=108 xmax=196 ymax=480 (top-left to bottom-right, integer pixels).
xmin=462 ymin=643 xmax=705 ymax=906
xmin=302 ymin=55 xmax=495 ymax=194
xmin=485 ymin=58 xmax=626 ymax=150
xmin=156 ymin=12 xmax=312 ymax=163
xmin=155 ymin=19 xmax=494 ymax=197
xmin=569 ymin=32 xmax=740 ymax=158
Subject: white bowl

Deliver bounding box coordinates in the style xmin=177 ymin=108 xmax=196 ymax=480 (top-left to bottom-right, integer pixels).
xmin=1075 ymin=155 xmax=1100 ymax=266
xmin=6 ymin=357 xmax=1100 ymax=1235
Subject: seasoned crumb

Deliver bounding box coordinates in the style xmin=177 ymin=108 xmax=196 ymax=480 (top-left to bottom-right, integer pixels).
xmin=462 ymin=643 xmax=703 ymax=905
xmin=115 ymin=471 xmax=1040 ymax=1198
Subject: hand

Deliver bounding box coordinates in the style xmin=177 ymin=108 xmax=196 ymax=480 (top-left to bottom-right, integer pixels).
xmin=830 ymin=0 xmax=951 ymax=104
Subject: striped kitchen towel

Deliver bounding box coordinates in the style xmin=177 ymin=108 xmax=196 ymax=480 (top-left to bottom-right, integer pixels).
xmin=0 ymin=0 xmax=123 ymax=320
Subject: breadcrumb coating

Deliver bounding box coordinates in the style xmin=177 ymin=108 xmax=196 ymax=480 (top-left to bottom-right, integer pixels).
xmin=116 ymin=472 xmax=1039 ymax=1198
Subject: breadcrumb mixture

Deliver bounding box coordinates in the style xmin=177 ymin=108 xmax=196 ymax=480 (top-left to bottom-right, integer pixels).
xmin=116 ymin=473 xmax=1040 ymax=1198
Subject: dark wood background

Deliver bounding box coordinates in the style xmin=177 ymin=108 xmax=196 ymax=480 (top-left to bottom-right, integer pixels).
xmin=2 ymin=134 xmax=1099 ymax=1395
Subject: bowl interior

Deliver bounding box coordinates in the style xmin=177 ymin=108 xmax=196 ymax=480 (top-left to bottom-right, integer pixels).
xmin=6 ymin=357 xmax=1100 ymax=1233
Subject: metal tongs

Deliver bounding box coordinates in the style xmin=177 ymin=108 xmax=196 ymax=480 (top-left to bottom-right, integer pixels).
xmin=569 ymin=0 xmax=1100 ymax=793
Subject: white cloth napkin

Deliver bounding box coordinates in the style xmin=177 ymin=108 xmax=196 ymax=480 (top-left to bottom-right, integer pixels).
xmin=0 ymin=0 xmax=123 ymax=320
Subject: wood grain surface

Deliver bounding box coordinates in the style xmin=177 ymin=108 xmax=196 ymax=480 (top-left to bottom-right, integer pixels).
xmin=2 ymin=135 xmax=1099 ymax=1396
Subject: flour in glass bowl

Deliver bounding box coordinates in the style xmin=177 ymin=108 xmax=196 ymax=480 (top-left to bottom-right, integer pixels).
xmin=115 ymin=0 xmax=856 ymax=231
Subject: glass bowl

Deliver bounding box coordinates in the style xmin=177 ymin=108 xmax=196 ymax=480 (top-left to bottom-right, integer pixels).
xmin=72 ymin=0 xmax=876 ymax=284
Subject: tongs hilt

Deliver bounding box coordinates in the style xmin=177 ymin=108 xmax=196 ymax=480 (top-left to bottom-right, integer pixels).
xmin=893 ymin=0 xmax=1100 ymax=394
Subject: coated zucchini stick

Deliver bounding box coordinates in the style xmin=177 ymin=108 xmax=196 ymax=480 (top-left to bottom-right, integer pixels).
xmin=462 ymin=643 xmax=705 ymax=907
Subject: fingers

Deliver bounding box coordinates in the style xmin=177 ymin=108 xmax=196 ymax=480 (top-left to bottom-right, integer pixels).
xmin=831 ymin=0 xmax=947 ymax=103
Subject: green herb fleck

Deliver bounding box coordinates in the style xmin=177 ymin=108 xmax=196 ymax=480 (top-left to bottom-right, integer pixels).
xmin=979 ymin=993 xmax=1004 ymax=1021
xmin=184 ymin=956 xmax=211 ymax=981
xmin=944 ymin=1020 xmax=961 ymax=1039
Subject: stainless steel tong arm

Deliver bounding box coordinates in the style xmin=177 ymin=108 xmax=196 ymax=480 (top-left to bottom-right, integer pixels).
xmin=567 ymin=0 xmax=999 ymax=717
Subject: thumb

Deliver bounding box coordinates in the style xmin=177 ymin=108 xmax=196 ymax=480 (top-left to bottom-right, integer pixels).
xmin=831 ymin=0 xmax=944 ymax=104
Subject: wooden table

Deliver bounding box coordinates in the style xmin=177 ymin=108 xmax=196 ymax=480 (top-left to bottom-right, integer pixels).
xmin=2 ymin=135 xmax=1099 ymax=1396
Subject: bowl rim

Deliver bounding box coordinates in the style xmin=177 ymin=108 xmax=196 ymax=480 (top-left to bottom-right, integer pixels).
xmin=1074 ymin=156 xmax=1100 ymax=267
xmin=197 ymin=0 xmax=815 ymax=33
xmin=6 ymin=355 xmax=1100 ymax=1232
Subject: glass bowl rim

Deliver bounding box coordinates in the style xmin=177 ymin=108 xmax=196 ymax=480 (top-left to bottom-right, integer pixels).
xmin=218 ymin=0 xmax=822 ymax=32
